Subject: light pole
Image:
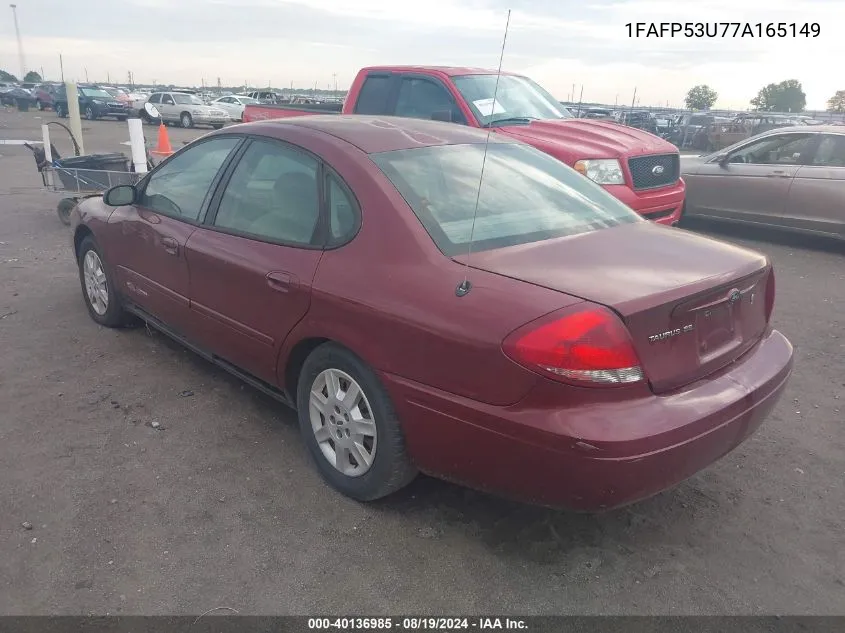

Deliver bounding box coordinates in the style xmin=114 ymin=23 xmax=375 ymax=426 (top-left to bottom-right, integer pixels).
xmin=10 ymin=4 xmax=26 ymax=80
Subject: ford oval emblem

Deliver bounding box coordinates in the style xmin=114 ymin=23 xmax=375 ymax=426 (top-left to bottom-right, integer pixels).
xmin=652 ymin=165 xmax=665 ymax=175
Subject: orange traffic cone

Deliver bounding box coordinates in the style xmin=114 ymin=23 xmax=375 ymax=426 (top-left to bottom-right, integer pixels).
xmin=151 ymin=121 xmax=173 ymax=158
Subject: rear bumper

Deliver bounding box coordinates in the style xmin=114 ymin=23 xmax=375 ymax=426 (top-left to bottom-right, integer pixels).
xmin=384 ymin=328 xmax=792 ymax=511
xmin=604 ymin=178 xmax=686 ymax=226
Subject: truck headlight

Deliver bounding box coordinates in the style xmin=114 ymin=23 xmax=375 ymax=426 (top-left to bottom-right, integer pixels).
xmin=573 ymin=159 xmax=625 ymax=185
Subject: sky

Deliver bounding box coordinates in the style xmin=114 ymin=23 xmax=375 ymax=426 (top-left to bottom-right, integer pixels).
xmin=1 ymin=0 xmax=843 ymax=110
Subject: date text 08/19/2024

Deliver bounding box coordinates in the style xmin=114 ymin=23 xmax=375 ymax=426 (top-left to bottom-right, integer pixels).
xmin=307 ymin=618 xmax=528 ymax=630
xmin=626 ymin=22 xmax=821 ymax=38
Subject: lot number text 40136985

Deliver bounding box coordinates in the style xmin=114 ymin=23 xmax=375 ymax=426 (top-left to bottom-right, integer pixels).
xmin=625 ymin=22 xmax=821 ymax=38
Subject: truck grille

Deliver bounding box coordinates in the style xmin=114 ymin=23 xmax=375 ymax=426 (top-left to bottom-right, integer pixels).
xmin=628 ymin=154 xmax=680 ymax=190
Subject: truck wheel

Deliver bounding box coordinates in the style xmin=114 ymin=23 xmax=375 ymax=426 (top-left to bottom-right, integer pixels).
xmin=85 ymin=106 xmax=97 ymax=121
xmin=56 ymin=103 xmax=67 ymax=118
xmin=36 ymin=99 xmax=44 ymax=111
xmin=180 ymin=112 xmax=193 ymax=128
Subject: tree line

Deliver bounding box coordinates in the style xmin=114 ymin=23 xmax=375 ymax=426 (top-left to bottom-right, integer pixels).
xmin=685 ymin=80 xmax=845 ymax=113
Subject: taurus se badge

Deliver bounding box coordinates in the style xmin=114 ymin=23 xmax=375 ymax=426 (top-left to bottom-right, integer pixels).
xmin=648 ymin=323 xmax=695 ymax=344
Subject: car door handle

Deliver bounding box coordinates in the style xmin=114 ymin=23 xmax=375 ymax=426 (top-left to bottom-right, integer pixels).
xmin=161 ymin=236 xmax=179 ymax=256
xmin=767 ymin=170 xmax=791 ymax=178
xmin=266 ymin=271 xmax=295 ymax=293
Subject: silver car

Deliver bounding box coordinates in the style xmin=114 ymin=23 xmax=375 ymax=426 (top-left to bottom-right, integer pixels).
xmin=681 ymin=125 xmax=845 ymax=240
xmin=147 ymin=91 xmax=229 ymax=129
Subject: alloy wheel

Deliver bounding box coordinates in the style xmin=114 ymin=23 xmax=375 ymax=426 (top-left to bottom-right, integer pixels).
xmin=308 ymin=368 xmax=377 ymax=477
xmin=83 ymin=250 xmax=109 ymax=316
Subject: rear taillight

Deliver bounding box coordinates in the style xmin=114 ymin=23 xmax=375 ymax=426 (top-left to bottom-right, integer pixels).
xmin=502 ymin=304 xmax=644 ymax=387
xmin=764 ymin=267 xmax=776 ymax=322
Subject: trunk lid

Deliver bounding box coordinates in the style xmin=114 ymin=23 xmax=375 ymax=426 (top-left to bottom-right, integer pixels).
xmin=454 ymin=222 xmax=772 ymax=393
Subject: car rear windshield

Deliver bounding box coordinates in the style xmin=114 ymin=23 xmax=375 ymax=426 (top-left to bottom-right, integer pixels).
xmin=371 ymin=143 xmax=642 ymax=256
xmin=174 ymin=94 xmax=204 ymax=105
xmin=81 ymin=88 xmax=113 ymax=99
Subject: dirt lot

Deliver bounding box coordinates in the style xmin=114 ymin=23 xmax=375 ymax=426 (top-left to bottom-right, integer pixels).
xmin=1 ymin=108 xmax=843 ymax=616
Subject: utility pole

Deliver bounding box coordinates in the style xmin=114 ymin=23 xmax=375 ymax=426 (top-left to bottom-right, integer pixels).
xmin=40 ymin=65 xmax=44 ymax=80
xmin=107 ymin=71 xmax=110 ymax=83
xmin=59 ymin=54 xmax=64 ymax=81
xmin=9 ymin=4 xmax=26 ymax=80
xmin=85 ymin=68 xmax=89 ymax=83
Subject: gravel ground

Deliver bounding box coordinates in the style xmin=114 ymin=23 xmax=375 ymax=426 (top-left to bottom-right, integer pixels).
xmin=1 ymin=109 xmax=843 ymax=616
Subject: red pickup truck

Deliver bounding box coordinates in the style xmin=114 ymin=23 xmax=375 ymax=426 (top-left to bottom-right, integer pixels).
xmin=244 ymin=66 xmax=685 ymax=224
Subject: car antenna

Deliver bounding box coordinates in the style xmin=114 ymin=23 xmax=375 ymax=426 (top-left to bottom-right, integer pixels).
xmin=455 ymin=8 xmax=511 ymax=298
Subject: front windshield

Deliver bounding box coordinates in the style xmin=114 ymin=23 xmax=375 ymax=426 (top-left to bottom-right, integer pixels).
xmin=371 ymin=142 xmax=640 ymax=256
xmin=81 ymin=88 xmax=113 ymax=99
xmin=174 ymin=94 xmax=204 ymax=105
xmin=452 ymin=74 xmax=573 ymax=127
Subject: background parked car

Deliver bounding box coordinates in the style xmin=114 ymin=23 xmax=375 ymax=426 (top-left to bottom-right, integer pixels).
xmin=681 ymin=125 xmax=845 ymax=239
xmin=33 ymin=83 xmax=61 ymax=110
xmin=53 ymin=85 xmax=131 ymax=120
xmin=145 ymin=91 xmax=229 ymax=128
xmin=210 ymin=94 xmax=258 ymax=121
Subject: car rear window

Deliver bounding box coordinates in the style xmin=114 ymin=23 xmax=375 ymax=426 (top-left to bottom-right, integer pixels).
xmin=371 ymin=143 xmax=642 ymax=256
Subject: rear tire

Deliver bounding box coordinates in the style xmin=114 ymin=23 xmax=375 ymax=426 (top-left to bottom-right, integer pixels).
xmin=36 ymin=99 xmax=43 ymax=111
xmin=180 ymin=112 xmax=193 ymax=128
xmin=76 ymin=235 xmax=134 ymax=328
xmin=297 ymin=343 xmax=417 ymax=501
xmin=56 ymin=103 xmax=67 ymax=118
xmin=85 ymin=106 xmax=97 ymax=121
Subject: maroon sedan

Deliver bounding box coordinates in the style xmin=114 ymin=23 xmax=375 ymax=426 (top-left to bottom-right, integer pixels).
xmin=70 ymin=116 xmax=793 ymax=511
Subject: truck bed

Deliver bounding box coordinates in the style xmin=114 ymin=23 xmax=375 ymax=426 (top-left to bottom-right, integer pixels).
xmin=243 ymin=102 xmax=343 ymax=123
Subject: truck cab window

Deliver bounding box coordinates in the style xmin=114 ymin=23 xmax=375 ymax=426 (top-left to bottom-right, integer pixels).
xmin=394 ymin=78 xmax=465 ymax=124
xmin=354 ymin=75 xmax=391 ymax=115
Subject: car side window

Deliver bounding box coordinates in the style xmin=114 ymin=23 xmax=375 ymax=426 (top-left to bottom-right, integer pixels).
xmin=148 ymin=93 xmax=161 ymax=104
xmin=354 ymin=75 xmax=391 ymax=115
xmin=213 ymin=139 xmax=320 ymax=246
xmin=728 ymin=134 xmax=814 ymax=165
xmin=394 ymin=77 xmax=465 ymax=124
xmin=811 ymin=135 xmax=845 ymax=167
xmin=162 ymin=94 xmax=174 ymax=105
xmin=326 ymin=173 xmax=359 ymax=245
xmin=138 ymin=137 xmax=240 ymax=221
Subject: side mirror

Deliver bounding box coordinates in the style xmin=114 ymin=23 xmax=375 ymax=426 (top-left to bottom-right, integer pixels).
xmin=103 ymin=184 xmax=136 ymax=207
xmin=431 ymin=110 xmax=453 ymax=123
xmin=716 ymin=153 xmax=730 ymax=166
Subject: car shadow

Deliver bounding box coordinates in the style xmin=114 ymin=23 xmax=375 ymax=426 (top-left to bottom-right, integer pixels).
xmin=680 ymin=217 xmax=844 ymax=254
xmin=135 ymin=314 xmax=742 ymax=566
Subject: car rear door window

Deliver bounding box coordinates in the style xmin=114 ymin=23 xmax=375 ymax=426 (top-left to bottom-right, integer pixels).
xmin=326 ymin=173 xmax=359 ymax=245
xmin=138 ymin=137 xmax=240 ymax=221
xmin=394 ymin=77 xmax=465 ymax=124
xmin=213 ymin=139 xmax=321 ymax=246
xmin=811 ymin=135 xmax=845 ymax=166
xmin=354 ymin=75 xmax=391 ymax=115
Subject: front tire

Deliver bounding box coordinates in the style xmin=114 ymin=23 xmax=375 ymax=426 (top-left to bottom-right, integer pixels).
xmin=297 ymin=343 xmax=417 ymax=501
xmin=77 ymin=235 xmax=132 ymax=328
xmin=180 ymin=112 xmax=193 ymax=128
xmin=57 ymin=198 xmax=76 ymax=226
xmin=85 ymin=106 xmax=97 ymax=121
xmin=36 ymin=99 xmax=44 ymax=111
xmin=56 ymin=103 xmax=67 ymax=118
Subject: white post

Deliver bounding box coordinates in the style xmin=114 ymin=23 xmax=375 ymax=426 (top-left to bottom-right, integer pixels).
xmin=127 ymin=118 xmax=147 ymax=173
xmin=41 ymin=123 xmax=53 ymax=187
xmin=65 ymin=81 xmax=85 ymax=156
xmin=41 ymin=124 xmax=52 ymax=163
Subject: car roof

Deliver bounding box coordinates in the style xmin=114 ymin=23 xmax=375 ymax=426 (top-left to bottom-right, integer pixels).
xmin=761 ymin=124 xmax=845 ymax=134
xmin=358 ymin=65 xmax=520 ymax=77
xmin=241 ymin=115 xmax=518 ymax=154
